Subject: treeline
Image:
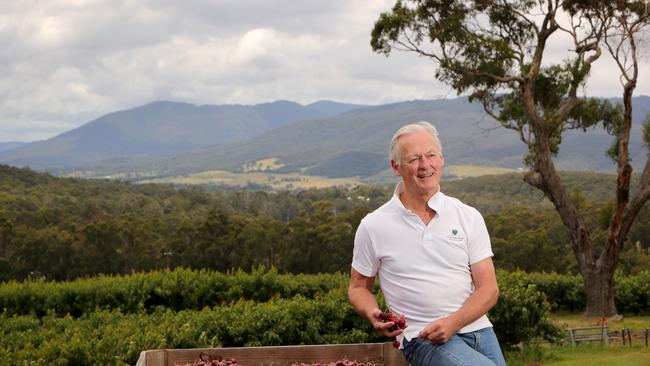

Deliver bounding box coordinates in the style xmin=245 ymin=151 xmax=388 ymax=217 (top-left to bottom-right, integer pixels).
xmin=0 ymin=164 xmax=649 ymax=281
xmin=0 ymin=165 xmax=386 ymax=280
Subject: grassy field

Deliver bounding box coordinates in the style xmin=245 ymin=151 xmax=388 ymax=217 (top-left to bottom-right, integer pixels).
xmin=241 ymin=157 xmax=285 ymax=172
xmin=140 ymin=164 xmax=519 ymax=189
xmin=445 ymin=164 xmax=520 ymax=178
xmin=363 ymin=165 xmax=520 ymax=184
xmin=507 ymin=344 xmax=650 ymax=366
xmin=551 ymin=312 xmax=650 ymax=333
xmin=140 ymin=169 xmax=360 ymax=189
xmin=544 ymin=345 xmax=650 ymax=366
xmin=506 ymin=313 xmax=650 ymax=365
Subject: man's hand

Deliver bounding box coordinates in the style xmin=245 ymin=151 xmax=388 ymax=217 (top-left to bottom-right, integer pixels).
xmin=419 ymin=258 xmax=499 ymax=344
xmin=369 ymin=308 xmax=406 ymax=337
xmin=418 ymin=315 xmax=461 ymax=344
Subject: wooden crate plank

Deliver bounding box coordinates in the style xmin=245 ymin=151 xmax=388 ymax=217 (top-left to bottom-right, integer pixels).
xmin=163 ymin=343 xmax=396 ymax=366
xmin=381 ymin=342 xmax=410 ymax=366
xmin=135 ymin=350 xmax=166 ymax=366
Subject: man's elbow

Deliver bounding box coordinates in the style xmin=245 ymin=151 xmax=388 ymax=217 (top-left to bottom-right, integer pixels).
xmin=347 ymin=285 xmax=356 ymax=303
xmin=489 ymin=285 xmax=500 ymax=309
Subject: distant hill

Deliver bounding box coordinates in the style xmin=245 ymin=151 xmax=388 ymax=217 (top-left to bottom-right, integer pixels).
xmin=0 ymin=142 xmax=27 ymax=153
xmin=2 ymin=96 xmax=649 ymax=179
xmin=0 ymin=100 xmax=367 ymax=170
xmin=91 ymin=96 xmax=650 ymax=179
xmin=95 ymin=98 xmax=523 ymax=178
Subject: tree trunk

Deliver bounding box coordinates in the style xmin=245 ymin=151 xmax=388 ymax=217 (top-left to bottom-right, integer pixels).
xmin=582 ymin=265 xmax=618 ymax=318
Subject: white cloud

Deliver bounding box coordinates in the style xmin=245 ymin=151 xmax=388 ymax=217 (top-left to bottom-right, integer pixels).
xmin=0 ymin=0 xmax=649 ymax=142
xmin=229 ymin=28 xmax=280 ymax=64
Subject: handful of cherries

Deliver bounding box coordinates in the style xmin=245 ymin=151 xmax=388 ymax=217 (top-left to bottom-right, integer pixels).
xmin=377 ymin=310 xmax=407 ymax=347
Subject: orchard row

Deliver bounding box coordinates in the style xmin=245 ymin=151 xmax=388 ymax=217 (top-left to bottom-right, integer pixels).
xmin=1 ymin=268 xmax=649 ymax=318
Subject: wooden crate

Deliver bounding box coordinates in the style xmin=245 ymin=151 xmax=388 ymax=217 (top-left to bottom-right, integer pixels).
xmin=135 ymin=342 xmax=410 ymax=366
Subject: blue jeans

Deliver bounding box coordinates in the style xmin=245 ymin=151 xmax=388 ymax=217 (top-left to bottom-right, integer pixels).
xmin=401 ymin=327 xmax=506 ymax=366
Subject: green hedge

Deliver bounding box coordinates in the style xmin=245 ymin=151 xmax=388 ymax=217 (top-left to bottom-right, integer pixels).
xmin=0 ymin=286 xmax=558 ymax=365
xmin=0 ymin=266 xmax=347 ymax=317
xmin=497 ymin=271 xmax=586 ymax=312
xmin=497 ymin=270 xmax=650 ymax=314
xmin=613 ymin=271 xmax=650 ymax=314
xmin=2 ymin=269 xmax=648 ymax=319
xmin=0 ymin=291 xmax=374 ymax=366
xmin=489 ymin=280 xmax=562 ymax=350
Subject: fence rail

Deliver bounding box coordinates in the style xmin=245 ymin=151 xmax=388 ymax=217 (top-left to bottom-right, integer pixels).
xmin=567 ymin=326 xmax=609 ymax=347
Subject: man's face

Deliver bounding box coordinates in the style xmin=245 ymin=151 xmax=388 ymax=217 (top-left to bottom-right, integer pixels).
xmin=391 ymin=130 xmax=444 ymax=198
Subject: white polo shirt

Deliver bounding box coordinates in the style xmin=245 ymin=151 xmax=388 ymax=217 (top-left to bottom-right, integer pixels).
xmin=352 ymin=183 xmax=494 ymax=342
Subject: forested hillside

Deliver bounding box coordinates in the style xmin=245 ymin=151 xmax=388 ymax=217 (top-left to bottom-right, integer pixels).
xmin=0 ymin=164 xmax=648 ymax=281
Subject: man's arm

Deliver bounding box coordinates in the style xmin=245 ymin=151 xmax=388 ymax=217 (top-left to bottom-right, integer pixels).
xmin=348 ymin=268 xmax=405 ymax=337
xmin=418 ymin=257 xmax=499 ymax=343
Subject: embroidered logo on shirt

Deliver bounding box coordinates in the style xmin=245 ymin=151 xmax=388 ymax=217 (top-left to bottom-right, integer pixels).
xmin=447 ymin=228 xmax=464 ymax=242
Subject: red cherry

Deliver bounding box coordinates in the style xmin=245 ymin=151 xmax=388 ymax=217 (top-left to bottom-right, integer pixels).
xmin=378 ymin=311 xmax=392 ymax=321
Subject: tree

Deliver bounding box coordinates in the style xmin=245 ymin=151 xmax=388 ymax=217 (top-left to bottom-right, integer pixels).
xmin=0 ymin=210 xmax=14 ymax=259
xmin=371 ymin=0 xmax=650 ymax=317
xmin=281 ymin=200 xmax=356 ymax=273
xmin=486 ymin=205 xmax=575 ymax=273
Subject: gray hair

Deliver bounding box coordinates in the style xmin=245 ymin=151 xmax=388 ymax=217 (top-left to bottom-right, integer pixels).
xmin=389 ymin=121 xmax=443 ymax=164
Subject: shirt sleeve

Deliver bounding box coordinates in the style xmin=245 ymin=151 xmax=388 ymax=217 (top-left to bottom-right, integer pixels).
xmin=351 ymin=219 xmax=379 ymax=277
xmin=467 ymin=208 xmax=494 ymax=265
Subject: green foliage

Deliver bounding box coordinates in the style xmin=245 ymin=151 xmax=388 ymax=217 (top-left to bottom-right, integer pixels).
xmin=0 ymin=292 xmax=382 ymax=365
xmin=371 ymin=0 xmax=608 ymax=129
xmin=2 ymin=164 xmax=650 ymax=281
xmin=0 ymin=164 xmax=384 ymax=281
xmin=3 ymin=269 xmax=648 ymax=364
xmin=0 ymin=309 xmax=221 ymax=366
xmin=643 ymin=113 xmax=650 ymax=148
xmin=489 ymin=281 xmax=563 ymax=350
xmin=495 ymin=92 xmax=625 ymax=165
xmin=487 ymin=206 xmax=574 ymax=273
xmin=0 ymin=270 xmax=572 ymax=364
xmin=501 ymin=271 xmax=587 ymax=313
xmin=570 ymin=99 xmax=624 ymax=161
xmin=498 ymin=270 xmax=650 ymax=315
xmin=0 ymin=267 xmax=347 ymax=317
xmin=613 ymin=271 xmax=650 ymax=315
xmin=370 ymin=0 xmax=626 ymax=158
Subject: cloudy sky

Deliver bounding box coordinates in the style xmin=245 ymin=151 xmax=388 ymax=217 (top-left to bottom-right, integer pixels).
xmin=2 ymin=1 xmax=649 ymax=142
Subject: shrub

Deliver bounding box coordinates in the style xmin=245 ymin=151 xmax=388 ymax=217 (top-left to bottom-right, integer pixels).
xmin=489 ymin=281 xmax=563 ymax=350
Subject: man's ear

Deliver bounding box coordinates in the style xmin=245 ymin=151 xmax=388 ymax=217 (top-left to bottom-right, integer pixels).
xmin=390 ymin=160 xmax=400 ymax=176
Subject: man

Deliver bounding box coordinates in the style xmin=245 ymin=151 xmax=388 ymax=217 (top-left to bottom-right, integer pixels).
xmin=348 ymin=122 xmax=506 ymax=365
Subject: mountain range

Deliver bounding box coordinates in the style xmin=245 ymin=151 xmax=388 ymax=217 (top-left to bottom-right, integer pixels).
xmin=1 ymin=96 xmax=648 ymax=180
xmin=0 ymin=142 xmax=27 ymax=153
xmin=0 ymin=100 xmax=365 ymax=171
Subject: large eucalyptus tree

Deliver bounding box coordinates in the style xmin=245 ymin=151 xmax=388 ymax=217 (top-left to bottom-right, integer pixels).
xmin=371 ymin=0 xmax=650 ymax=317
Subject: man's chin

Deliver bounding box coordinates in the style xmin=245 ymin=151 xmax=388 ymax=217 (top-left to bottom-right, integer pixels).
xmin=415 ymin=183 xmax=439 ymax=195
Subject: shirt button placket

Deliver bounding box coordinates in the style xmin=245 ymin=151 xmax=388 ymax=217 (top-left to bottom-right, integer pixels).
xmin=422 ymin=227 xmax=433 ymax=242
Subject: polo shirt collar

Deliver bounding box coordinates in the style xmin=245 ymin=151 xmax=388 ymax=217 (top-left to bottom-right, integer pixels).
xmin=391 ymin=182 xmax=445 ymax=216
